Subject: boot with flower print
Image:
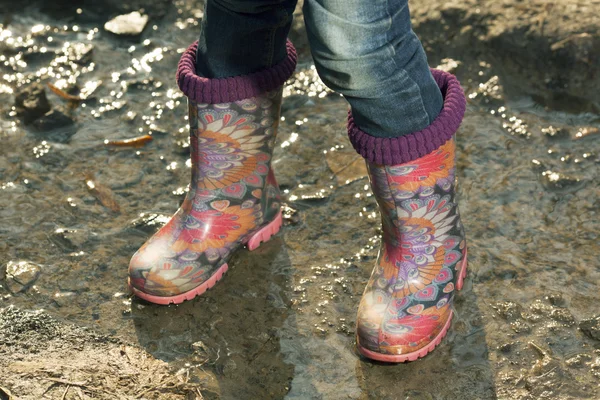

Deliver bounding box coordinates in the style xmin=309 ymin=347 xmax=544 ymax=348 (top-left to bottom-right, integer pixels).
xmin=128 ymin=41 xmax=297 ymax=305
xmin=347 ymin=69 xmax=468 ymax=362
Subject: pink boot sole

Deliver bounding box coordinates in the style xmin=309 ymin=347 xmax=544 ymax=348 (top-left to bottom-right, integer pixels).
xmin=129 ymin=211 xmax=283 ymax=305
xmin=357 ymin=250 xmax=468 ymax=363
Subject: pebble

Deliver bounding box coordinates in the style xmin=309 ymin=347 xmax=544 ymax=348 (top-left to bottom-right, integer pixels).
xmin=191 ymin=340 xmax=211 ymax=363
xmin=50 ymin=228 xmax=89 ymax=252
xmin=31 ymin=109 xmax=76 ymax=142
xmin=540 ymin=169 xmax=585 ymax=193
xmin=542 ymin=126 xmax=570 ymax=141
xmin=579 ymin=316 xmax=600 ymax=341
xmin=14 ymin=83 xmax=51 ymax=124
xmin=5 ymin=261 xmax=41 ymax=294
xmin=493 ymin=301 xmax=523 ymax=321
xmin=129 ymin=213 xmax=170 ymax=233
xmin=104 ymin=11 xmax=149 ymax=36
xmin=66 ymin=43 xmax=94 ymax=65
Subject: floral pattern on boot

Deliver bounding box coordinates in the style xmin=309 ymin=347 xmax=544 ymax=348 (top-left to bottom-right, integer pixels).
xmin=356 ymin=137 xmax=467 ymax=361
xmin=129 ymin=89 xmax=283 ymax=303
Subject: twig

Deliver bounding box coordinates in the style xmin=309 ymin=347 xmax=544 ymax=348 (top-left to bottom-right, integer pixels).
xmin=43 ymin=378 xmax=88 ymax=389
xmin=61 ymin=385 xmax=70 ymax=400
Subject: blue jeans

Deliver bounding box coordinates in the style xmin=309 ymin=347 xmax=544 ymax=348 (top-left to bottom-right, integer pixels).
xmin=196 ymin=0 xmax=443 ymax=138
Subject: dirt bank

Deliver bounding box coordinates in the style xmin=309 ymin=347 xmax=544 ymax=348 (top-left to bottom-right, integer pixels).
xmin=411 ymin=0 xmax=600 ymax=110
xmin=0 ymin=306 xmax=208 ymax=399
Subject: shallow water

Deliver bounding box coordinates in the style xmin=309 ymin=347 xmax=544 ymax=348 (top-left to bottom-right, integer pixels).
xmin=1 ymin=2 xmax=599 ymax=399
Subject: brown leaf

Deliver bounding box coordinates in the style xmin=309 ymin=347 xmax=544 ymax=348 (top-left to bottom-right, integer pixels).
xmin=47 ymin=82 xmax=84 ymax=102
xmin=105 ymin=135 xmax=153 ymax=148
xmin=85 ymin=174 xmax=121 ymax=212
xmin=573 ymin=126 xmax=599 ymax=140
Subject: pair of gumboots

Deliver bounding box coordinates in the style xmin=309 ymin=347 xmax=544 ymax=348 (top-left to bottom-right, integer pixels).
xmin=128 ymin=41 xmax=468 ymax=363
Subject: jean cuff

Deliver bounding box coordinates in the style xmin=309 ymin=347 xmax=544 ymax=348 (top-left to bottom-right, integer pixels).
xmin=347 ymin=69 xmax=466 ymax=165
xmin=177 ymin=40 xmax=297 ymax=104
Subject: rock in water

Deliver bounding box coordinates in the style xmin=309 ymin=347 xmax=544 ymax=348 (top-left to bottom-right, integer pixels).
xmin=32 ymin=109 xmax=74 ymax=128
xmin=14 ymin=83 xmax=51 ymax=124
xmin=579 ymin=316 xmax=600 ymax=341
xmin=5 ymin=261 xmax=42 ymax=294
xmin=31 ymin=109 xmax=77 ymax=143
xmin=104 ymin=11 xmax=149 ymax=36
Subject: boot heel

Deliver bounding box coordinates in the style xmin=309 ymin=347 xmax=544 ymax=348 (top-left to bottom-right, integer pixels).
xmin=246 ymin=211 xmax=283 ymax=251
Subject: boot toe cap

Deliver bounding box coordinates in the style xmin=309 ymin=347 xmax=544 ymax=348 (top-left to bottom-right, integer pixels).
xmin=128 ymin=246 xmax=209 ymax=298
xmin=357 ymin=300 xmax=453 ymax=357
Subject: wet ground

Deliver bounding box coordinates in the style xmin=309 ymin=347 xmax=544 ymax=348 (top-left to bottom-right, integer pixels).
xmin=1 ymin=1 xmax=600 ymax=399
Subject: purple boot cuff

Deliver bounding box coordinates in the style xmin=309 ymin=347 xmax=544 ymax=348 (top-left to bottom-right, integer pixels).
xmin=347 ymin=69 xmax=466 ymax=165
xmin=176 ymin=40 xmax=297 ymax=104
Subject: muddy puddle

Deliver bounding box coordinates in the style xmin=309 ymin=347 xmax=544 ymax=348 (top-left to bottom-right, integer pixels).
xmin=1 ymin=1 xmax=599 ymax=399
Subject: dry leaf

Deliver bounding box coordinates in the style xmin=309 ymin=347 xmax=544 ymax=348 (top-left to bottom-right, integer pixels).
xmin=85 ymin=174 xmax=121 ymax=212
xmin=105 ymin=134 xmax=153 ymax=148
xmin=47 ymin=82 xmax=84 ymax=102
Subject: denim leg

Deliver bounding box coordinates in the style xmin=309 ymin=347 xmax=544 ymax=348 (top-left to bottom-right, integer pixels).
xmin=197 ymin=0 xmax=297 ymax=78
xmin=303 ymin=0 xmax=443 ymax=138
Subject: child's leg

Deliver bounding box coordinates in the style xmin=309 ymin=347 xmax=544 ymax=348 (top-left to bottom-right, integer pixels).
xmin=196 ymin=0 xmax=297 ymax=78
xmin=304 ymin=0 xmax=468 ymax=362
xmin=129 ymin=1 xmax=299 ymax=304
xmin=303 ymin=0 xmax=443 ymax=137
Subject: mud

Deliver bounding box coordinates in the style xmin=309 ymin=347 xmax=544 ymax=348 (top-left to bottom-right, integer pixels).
xmin=1 ymin=0 xmax=599 ymax=399
xmin=0 ymin=306 xmax=207 ymax=399
xmin=411 ymin=0 xmax=600 ymax=110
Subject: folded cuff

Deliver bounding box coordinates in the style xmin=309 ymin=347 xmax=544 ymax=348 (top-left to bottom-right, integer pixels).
xmin=176 ymin=40 xmax=297 ymax=104
xmin=347 ymin=69 xmax=466 ymax=165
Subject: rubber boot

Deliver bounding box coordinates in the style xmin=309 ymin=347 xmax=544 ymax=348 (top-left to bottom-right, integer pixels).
xmin=348 ymin=69 xmax=468 ymax=362
xmin=128 ymin=41 xmax=297 ymax=305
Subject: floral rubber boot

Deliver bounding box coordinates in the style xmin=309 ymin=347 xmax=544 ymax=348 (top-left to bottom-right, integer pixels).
xmin=347 ymin=69 xmax=468 ymax=362
xmin=128 ymin=41 xmax=297 ymax=305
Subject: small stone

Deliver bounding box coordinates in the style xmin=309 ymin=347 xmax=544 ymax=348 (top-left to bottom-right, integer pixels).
xmin=130 ymin=213 xmax=170 ymax=234
xmin=541 ymin=126 xmax=570 ymax=141
xmin=549 ymin=308 xmax=575 ymax=325
xmin=282 ymin=204 xmax=300 ymax=225
xmin=510 ymin=320 xmax=532 ymax=334
xmin=191 ymin=340 xmax=211 ymax=363
xmin=31 ymin=110 xmax=77 ymax=142
xmin=579 ymin=316 xmax=600 ymax=341
xmin=66 ymin=42 xmax=94 ymax=65
xmin=540 ymin=170 xmax=585 ymax=194
xmin=50 ymin=228 xmax=89 ymax=252
xmin=566 ymin=353 xmax=592 ymax=368
xmin=5 ymin=261 xmax=42 ymax=294
xmin=546 ymin=293 xmax=566 ymax=307
xmin=104 ymin=12 xmax=149 ymax=36
xmin=15 ymin=83 xmax=51 ymax=124
xmin=493 ymin=301 xmax=523 ymax=321
xmin=499 ymin=343 xmax=513 ymax=353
